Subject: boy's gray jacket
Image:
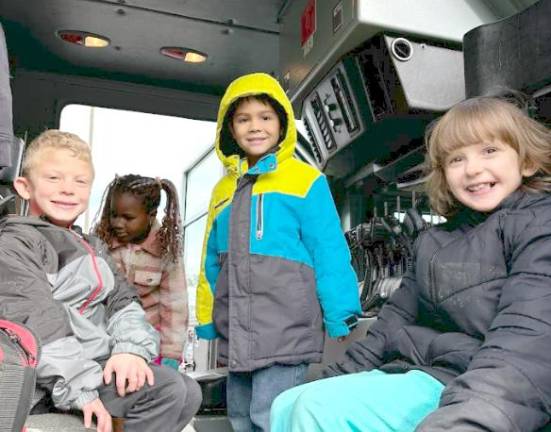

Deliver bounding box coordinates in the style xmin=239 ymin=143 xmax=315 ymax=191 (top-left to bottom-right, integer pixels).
xmin=0 ymin=216 xmax=159 ymax=410
xmin=325 ymin=191 xmax=551 ymax=431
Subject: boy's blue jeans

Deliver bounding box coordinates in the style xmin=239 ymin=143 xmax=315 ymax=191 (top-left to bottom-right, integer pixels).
xmin=270 ymin=369 xmax=444 ymax=432
xmin=227 ymin=363 xmax=308 ymax=432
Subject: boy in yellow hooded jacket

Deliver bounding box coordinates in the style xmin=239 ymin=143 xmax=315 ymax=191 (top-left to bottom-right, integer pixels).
xmin=196 ymin=72 xmax=360 ymax=431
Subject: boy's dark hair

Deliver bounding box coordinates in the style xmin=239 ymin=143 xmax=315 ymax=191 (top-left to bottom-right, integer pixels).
xmin=220 ymin=93 xmax=288 ymax=157
xmin=94 ymin=174 xmax=182 ymax=262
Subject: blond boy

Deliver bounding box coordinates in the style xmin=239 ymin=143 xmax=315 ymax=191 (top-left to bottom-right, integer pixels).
xmin=0 ymin=130 xmax=201 ymax=432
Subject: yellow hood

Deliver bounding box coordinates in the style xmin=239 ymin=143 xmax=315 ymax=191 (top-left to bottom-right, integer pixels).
xmin=215 ymin=72 xmax=296 ymax=175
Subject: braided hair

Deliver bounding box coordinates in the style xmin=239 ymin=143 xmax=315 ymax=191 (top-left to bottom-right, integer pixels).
xmin=94 ymin=174 xmax=182 ymax=262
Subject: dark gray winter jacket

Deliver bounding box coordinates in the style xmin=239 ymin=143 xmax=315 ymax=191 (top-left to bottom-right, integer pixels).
xmin=0 ymin=216 xmax=159 ymax=410
xmin=326 ymin=191 xmax=551 ymax=431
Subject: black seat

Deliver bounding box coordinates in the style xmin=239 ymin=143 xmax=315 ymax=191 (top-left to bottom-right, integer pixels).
xmin=1 ymin=22 xmax=13 ymax=171
xmin=0 ymin=136 xmax=25 ymax=216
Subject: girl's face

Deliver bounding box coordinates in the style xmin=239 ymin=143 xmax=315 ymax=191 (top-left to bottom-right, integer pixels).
xmin=109 ymin=191 xmax=154 ymax=244
xmin=444 ymin=138 xmax=536 ymax=213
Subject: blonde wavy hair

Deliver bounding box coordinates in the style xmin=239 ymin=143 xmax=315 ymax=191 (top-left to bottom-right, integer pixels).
xmin=425 ymin=96 xmax=551 ymax=216
xmin=22 ymin=129 xmax=94 ymax=178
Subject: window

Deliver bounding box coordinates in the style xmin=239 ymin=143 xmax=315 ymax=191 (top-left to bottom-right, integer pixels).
xmin=182 ymin=148 xmax=224 ymax=371
xmin=184 ymin=150 xmax=223 ymax=223
xmin=183 ymin=214 xmax=208 ymax=315
xmin=60 ymin=104 xmax=219 ymax=370
xmin=182 ymin=148 xmax=224 ymax=325
xmin=59 ymin=104 xmax=216 ymax=231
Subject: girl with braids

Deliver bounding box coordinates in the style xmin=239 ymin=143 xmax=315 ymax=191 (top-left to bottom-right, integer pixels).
xmin=94 ymin=174 xmax=188 ymax=370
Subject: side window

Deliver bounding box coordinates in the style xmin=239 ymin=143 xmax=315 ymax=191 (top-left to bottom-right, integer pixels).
xmin=184 ymin=150 xmax=223 ymax=222
xmin=60 ymin=104 xmax=219 ymax=370
xmin=182 ymin=149 xmax=224 ymax=370
xmin=59 ymin=104 xmax=217 ymax=231
xmin=182 ymin=149 xmax=224 ymax=318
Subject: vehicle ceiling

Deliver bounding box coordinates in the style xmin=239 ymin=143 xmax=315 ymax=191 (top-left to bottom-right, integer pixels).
xmin=0 ymin=0 xmax=284 ymax=96
xmin=0 ymin=0 xmax=540 ymax=98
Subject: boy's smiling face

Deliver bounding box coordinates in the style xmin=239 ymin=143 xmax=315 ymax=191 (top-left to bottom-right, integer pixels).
xmin=230 ymin=98 xmax=281 ymax=166
xmin=14 ymin=148 xmax=93 ymax=227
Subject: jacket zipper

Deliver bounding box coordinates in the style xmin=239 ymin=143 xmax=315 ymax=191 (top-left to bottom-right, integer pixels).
xmin=256 ymin=193 xmax=264 ymax=240
xmin=70 ymin=231 xmax=104 ymax=314
xmin=429 ymin=249 xmax=438 ymax=305
xmin=215 ymin=198 xmax=229 ymax=210
xmin=0 ymin=322 xmax=41 ymax=367
xmin=1 ymin=328 xmax=30 ymax=364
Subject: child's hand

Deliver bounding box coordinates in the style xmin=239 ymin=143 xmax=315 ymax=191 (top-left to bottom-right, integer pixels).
xmin=103 ymin=353 xmax=155 ymax=397
xmin=160 ymin=357 xmax=180 ymax=370
xmin=82 ymin=397 xmax=112 ymax=432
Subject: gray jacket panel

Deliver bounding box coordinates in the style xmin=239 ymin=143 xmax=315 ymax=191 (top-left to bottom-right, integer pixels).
xmin=214 ymin=253 xmax=324 ymax=370
xmin=213 ymin=175 xmax=324 ymax=371
xmin=0 ymin=216 xmax=159 ymax=410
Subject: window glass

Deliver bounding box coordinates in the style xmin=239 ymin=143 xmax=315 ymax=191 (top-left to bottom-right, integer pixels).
xmin=183 ymin=215 xmax=208 ymax=325
xmin=184 ymin=150 xmax=223 ymax=223
xmin=59 ymin=104 xmax=216 ymax=231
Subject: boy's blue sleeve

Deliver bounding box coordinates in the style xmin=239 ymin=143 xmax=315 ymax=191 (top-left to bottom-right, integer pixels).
xmin=300 ymin=175 xmax=361 ymax=338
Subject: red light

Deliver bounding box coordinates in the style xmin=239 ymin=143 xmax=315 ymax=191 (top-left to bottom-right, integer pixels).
xmin=57 ymin=31 xmax=109 ymax=48
xmin=161 ymin=47 xmax=208 ymax=63
xmin=161 ymin=47 xmax=186 ymax=60
xmin=59 ymin=32 xmax=84 ymax=45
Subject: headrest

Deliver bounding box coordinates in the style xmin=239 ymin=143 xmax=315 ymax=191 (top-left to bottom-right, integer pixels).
xmin=0 ymin=136 xmax=24 ymax=184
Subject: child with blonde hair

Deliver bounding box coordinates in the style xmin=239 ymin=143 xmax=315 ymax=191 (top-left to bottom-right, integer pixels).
xmin=0 ymin=130 xmax=201 ymax=432
xmin=271 ymin=96 xmax=551 ymax=432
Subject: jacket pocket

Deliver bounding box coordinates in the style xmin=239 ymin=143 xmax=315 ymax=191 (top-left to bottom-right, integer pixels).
xmin=249 ymin=255 xmax=322 ymax=360
xmin=134 ymin=270 xmax=162 ymax=286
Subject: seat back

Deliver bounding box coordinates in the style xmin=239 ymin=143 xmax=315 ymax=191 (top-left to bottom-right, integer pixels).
xmin=0 ymin=22 xmax=13 ymax=170
xmin=0 ymin=136 xmax=25 ymax=216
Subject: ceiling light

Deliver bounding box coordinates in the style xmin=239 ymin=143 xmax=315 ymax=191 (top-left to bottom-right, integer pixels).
xmin=84 ymin=35 xmax=110 ymax=48
xmin=161 ymin=47 xmax=208 ymax=63
xmin=184 ymin=51 xmax=208 ymax=63
xmin=57 ymin=31 xmax=110 ymax=48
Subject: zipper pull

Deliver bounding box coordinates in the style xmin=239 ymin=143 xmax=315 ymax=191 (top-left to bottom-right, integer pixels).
xmin=5 ymin=328 xmax=36 ymax=362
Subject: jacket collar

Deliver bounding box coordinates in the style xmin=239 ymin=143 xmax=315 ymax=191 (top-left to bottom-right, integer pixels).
xmin=493 ymin=189 xmax=549 ymax=211
xmin=446 ymin=190 xmax=550 ymax=230
xmin=246 ymin=153 xmax=278 ymax=175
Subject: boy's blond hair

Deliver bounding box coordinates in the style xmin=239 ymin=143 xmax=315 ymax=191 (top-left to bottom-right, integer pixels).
xmin=425 ymin=96 xmax=551 ymax=216
xmin=21 ymin=130 xmax=94 ymax=177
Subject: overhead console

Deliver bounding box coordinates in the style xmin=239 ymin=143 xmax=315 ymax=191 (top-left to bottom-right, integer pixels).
xmin=279 ymin=0 xmax=542 ymax=313
xmin=301 ymin=34 xmax=465 ymax=178
xmin=280 ymin=0 xmax=508 ymax=180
